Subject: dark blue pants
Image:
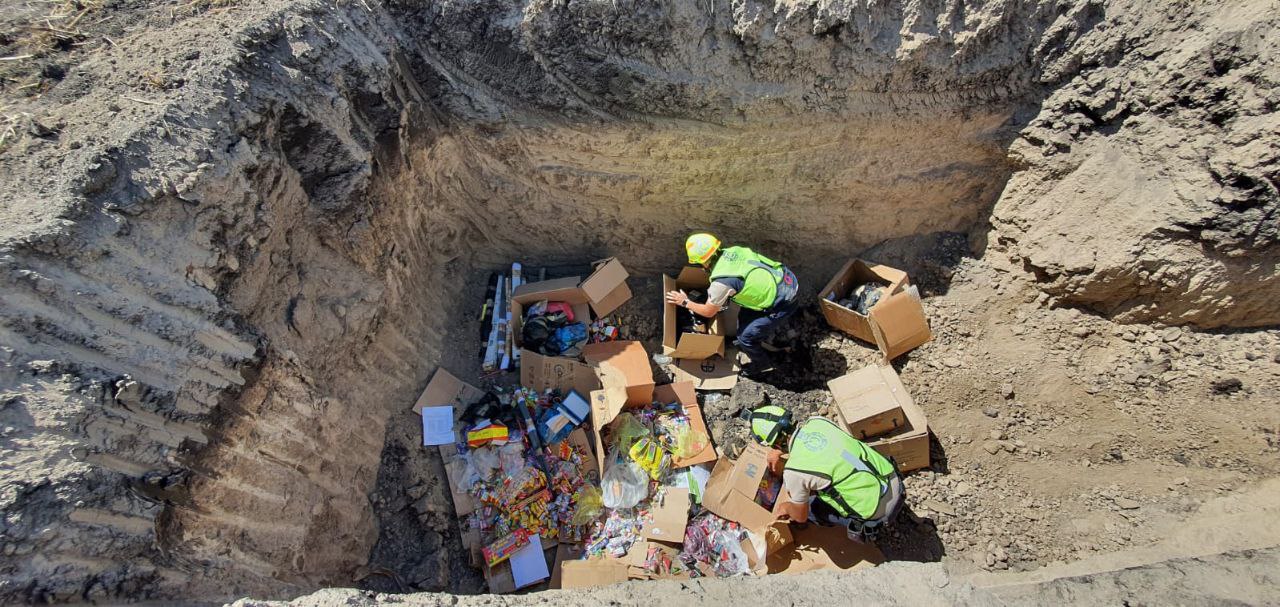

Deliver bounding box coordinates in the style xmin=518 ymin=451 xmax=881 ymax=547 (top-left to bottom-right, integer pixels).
xmin=735 ymin=295 xmax=800 ymax=365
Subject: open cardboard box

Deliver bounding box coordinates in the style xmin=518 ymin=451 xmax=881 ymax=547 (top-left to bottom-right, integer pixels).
xmin=671 ymin=350 xmax=739 ymax=391
xmin=588 ymin=379 xmax=717 ymax=475
xmin=510 ymin=258 xmax=632 ymax=350
xmin=662 ymin=266 xmax=739 ymax=360
xmin=582 ymin=341 xmax=655 ymax=407
xmin=818 ymin=259 xmax=932 ymax=361
xmin=829 ymin=364 xmax=931 ymax=472
xmin=701 ymin=441 xmax=794 ymax=566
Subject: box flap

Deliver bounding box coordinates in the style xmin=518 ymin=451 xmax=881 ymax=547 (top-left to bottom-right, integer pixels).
xmin=869 ymin=289 xmax=932 ymax=360
xmin=520 ymin=350 xmax=602 ymax=396
xmin=581 ymin=258 xmax=632 ymax=317
xmin=511 ymin=276 xmax=588 ymax=304
xmin=559 ymin=558 xmax=630 ymax=589
xmin=642 ymin=488 xmax=690 ymax=543
xmin=582 ymin=341 xmax=654 ymax=406
xmin=671 ymin=332 xmax=726 ymax=360
xmin=563 ymin=428 xmax=599 ymax=481
xmin=588 ymin=388 xmax=628 ymax=476
xmin=675 ymin=266 xmax=711 ymax=289
xmin=413 ymin=368 xmax=485 ymax=414
xmin=661 ymin=275 xmax=679 ymax=354
xmin=653 ymin=382 xmax=719 ymax=468
xmin=672 ymin=354 xmax=738 ymax=391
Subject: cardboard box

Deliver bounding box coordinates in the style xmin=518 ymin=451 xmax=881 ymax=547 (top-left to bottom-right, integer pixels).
xmin=520 ymin=349 xmax=602 ymax=396
xmin=549 ymin=543 xmax=584 ymax=589
xmin=671 ymin=351 xmax=739 ymax=391
xmin=702 ymin=441 xmax=778 ymax=532
xmin=818 ymin=259 xmax=932 ymax=361
xmin=828 ymin=364 xmax=930 ymax=473
xmin=413 ymin=368 xmax=485 ymax=414
xmin=828 ymin=364 xmax=909 ymax=440
xmin=662 ymin=267 xmax=739 ymax=360
xmin=511 ymin=258 xmax=632 ymax=349
xmin=582 ymin=341 xmax=655 ymax=407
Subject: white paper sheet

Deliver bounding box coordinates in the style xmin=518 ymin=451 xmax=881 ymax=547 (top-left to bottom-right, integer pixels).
xmin=510 ymin=534 xmax=549 ymax=588
xmin=421 ymin=405 xmax=455 ymax=446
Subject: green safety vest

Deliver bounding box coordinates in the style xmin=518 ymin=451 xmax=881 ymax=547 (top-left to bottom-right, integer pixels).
xmin=709 ymin=246 xmax=786 ymax=311
xmin=785 ymin=418 xmax=897 ymax=520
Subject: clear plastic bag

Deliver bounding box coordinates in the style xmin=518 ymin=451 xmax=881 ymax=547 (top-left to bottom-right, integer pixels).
xmin=570 ymin=485 xmax=604 ymax=526
xmin=613 ymin=413 xmax=649 ymax=453
xmin=670 ymin=426 xmax=711 ymax=460
xmin=498 ymin=441 xmax=525 ymax=477
xmin=601 ymin=460 xmax=649 ymax=510
xmin=471 ymin=446 xmax=500 ymax=479
xmin=711 ymin=529 xmax=752 ymax=576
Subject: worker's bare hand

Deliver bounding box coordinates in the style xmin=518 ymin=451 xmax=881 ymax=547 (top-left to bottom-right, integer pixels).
xmin=664 ymin=289 xmax=689 ymax=306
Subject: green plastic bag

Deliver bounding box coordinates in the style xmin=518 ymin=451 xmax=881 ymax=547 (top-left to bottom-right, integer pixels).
xmin=570 ymin=485 xmax=604 ymax=525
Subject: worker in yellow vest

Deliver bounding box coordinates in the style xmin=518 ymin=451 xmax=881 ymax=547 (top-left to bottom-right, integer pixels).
xmin=665 ymin=233 xmax=799 ymax=377
xmin=752 ymin=406 xmax=905 ymax=543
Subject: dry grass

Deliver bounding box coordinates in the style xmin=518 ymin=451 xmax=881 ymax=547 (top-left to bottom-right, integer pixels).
xmin=0 ymin=105 xmax=33 ymax=150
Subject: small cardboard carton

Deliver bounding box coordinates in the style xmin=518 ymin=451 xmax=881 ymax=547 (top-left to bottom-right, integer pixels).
xmin=520 ymin=349 xmax=602 ymax=396
xmin=511 ymin=258 xmax=632 ymax=349
xmin=828 ymin=364 xmax=909 ymax=440
xmin=829 ymin=364 xmax=930 ymax=473
xmin=818 ymin=259 xmax=932 ymax=361
xmin=671 ymin=351 xmax=739 ymax=391
xmin=662 ymin=267 xmax=739 ymax=360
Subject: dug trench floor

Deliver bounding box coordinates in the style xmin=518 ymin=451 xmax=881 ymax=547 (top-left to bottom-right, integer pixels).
xmin=359 ymin=248 xmax=1280 ymax=595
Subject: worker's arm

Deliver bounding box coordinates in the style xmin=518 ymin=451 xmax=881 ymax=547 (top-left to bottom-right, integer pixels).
xmin=664 ymin=289 xmax=720 ymax=319
xmin=775 ymin=469 xmax=820 ymax=524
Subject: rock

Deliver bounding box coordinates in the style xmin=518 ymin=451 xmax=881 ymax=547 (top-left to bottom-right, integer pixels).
xmin=1000 ymin=383 xmax=1015 ymax=399
xmin=922 ymin=499 xmax=957 ymax=517
xmin=1113 ymin=497 xmax=1141 ymax=510
xmin=943 ymin=357 xmax=963 ymax=368
xmin=1070 ymin=326 xmax=1092 ymax=338
xmin=983 ymin=407 xmax=1000 ymax=418
xmin=1161 ymin=327 xmax=1182 ymax=342
xmin=982 ymin=441 xmax=1002 ymax=455
xmin=1211 ymin=377 xmax=1243 ymax=394
xmin=989 ymin=429 xmax=1006 ymax=441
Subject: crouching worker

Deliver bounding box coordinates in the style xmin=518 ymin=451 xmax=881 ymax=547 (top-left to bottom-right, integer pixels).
xmin=665 ymin=233 xmax=799 ymax=378
xmin=752 ymin=405 xmax=905 ymax=543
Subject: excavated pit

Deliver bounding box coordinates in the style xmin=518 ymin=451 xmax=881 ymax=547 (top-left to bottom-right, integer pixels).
xmin=1 ymin=0 xmax=1277 ymax=604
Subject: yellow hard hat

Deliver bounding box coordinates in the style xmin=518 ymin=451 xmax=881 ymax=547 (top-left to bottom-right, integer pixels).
xmin=685 ymin=233 xmax=721 ymax=265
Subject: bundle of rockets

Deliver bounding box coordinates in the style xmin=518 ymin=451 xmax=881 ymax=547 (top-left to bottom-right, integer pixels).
xmin=480 ymin=262 xmax=528 ymax=372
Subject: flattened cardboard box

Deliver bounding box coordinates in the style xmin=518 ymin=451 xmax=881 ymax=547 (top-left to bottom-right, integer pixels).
xmin=511 ymin=258 xmax=632 ymax=349
xmin=662 ymin=266 xmax=739 ymax=360
xmin=829 ymin=364 xmax=931 ymax=472
xmin=828 ymin=363 xmax=909 ymax=440
xmin=641 ymin=488 xmax=690 ymax=543
xmin=764 ymin=521 xmax=884 ymax=574
xmin=818 ymin=259 xmax=932 ymax=361
xmin=413 ymin=367 xmax=485 ymax=414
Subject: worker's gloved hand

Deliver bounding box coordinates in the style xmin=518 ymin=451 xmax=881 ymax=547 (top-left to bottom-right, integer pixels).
xmin=664 ymin=289 xmax=689 ymax=306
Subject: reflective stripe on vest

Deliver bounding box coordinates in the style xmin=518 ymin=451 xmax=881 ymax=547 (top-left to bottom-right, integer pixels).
xmin=709 ymin=246 xmax=785 ymax=311
xmin=784 ymin=418 xmax=897 ymax=520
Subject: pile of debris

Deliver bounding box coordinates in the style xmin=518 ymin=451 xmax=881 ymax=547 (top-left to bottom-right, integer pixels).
xmin=412 ymin=257 xmax=937 ymax=591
